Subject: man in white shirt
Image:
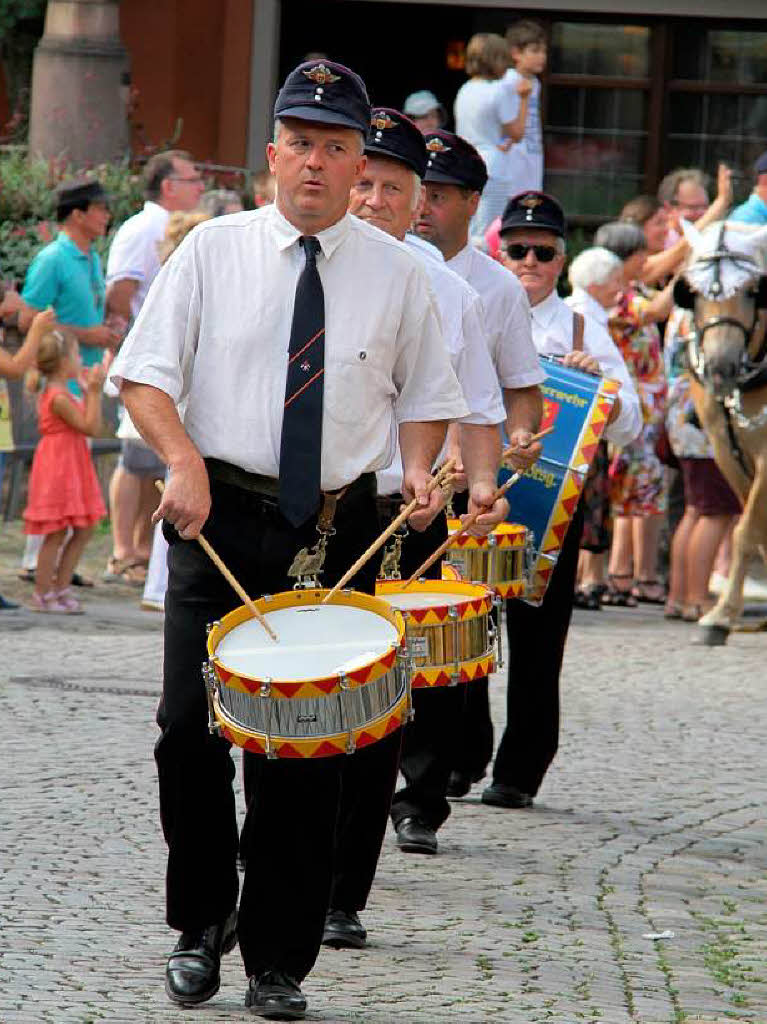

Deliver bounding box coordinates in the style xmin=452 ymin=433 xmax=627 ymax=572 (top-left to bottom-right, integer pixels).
xmin=415 ymin=131 xmax=545 ymax=797
xmin=480 ymin=191 xmax=640 ymax=810
xmin=340 ymin=109 xmax=506 ymax=878
xmin=104 ymin=151 xmax=204 ymax=586
xmin=109 ymin=60 xmax=502 ymax=1021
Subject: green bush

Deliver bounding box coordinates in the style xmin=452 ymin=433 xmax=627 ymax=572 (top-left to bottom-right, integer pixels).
xmin=0 ymin=150 xmax=144 ymax=283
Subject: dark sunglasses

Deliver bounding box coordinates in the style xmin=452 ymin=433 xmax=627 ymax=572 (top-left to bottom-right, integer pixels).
xmin=505 ymin=243 xmax=559 ymax=263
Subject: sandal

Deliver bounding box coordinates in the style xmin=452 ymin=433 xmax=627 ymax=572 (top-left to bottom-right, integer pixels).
xmin=601 ymin=574 xmax=638 ymax=607
xmin=631 ymin=579 xmax=667 ymax=605
xmin=574 ymin=583 xmax=604 ymax=611
xmin=682 ymin=603 xmax=703 ymax=623
xmin=664 ymin=600 xmax=684 ymax=620
xmin=103 ymin=556 xmax=147 ymax=586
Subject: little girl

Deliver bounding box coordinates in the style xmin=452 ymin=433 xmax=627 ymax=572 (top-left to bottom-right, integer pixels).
xmin=23 ymin=312 xmax=107 ymax=613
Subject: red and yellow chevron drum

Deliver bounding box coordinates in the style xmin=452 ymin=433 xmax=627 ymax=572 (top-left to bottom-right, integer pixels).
xmin=375 ymin=579 xmax=495 ymax=688
xmin=443 ymin=519 xmax=530 ymax=599
xmin=205 ymin=589 xmax=408 ymax=758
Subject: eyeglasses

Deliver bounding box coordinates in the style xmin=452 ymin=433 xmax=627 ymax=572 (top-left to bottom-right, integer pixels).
xmin=505 ymin=243 xmax=559 ymax=263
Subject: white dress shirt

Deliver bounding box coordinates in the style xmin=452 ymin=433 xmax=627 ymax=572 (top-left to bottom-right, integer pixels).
xmin=376 ymin=235 xmax=505 ymax=496
xmin=110 ymin=204 xmax=468 ymax=491
xmin=446 ymin=243 xmax=544 ymax=391
xmin=565 ymin=286 xmax=609 ymax=328
xmin=532 ymin=288 xmax=641 ymax=447
xmin=106 ymin=200 xmax=170 ymax=319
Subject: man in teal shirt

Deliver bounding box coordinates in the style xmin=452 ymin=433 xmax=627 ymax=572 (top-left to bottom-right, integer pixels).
xmin=730 ymin=151 xmax=767 ymax=225
xmin=21 ymin=179 xmax=119 ymax=374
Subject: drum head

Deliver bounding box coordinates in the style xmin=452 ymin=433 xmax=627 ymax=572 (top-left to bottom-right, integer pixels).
xmin=215 ymin=603 xmax=399 ymax=682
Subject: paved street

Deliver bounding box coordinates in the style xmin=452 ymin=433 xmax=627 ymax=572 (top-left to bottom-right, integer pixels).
xmin=1 ymin=594 xmax=766 ymax=1023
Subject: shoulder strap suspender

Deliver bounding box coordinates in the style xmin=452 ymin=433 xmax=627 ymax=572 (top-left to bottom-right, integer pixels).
xmin=572 ymin=311 xmax=585 ymax=352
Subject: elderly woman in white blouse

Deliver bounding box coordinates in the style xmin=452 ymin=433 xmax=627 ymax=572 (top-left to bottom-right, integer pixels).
xmin=565 ymin=247 xmax=623 ymax=607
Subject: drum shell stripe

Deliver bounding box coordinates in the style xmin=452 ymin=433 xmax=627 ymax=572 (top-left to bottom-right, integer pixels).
xmin=411 ymin=652 xmax=495 ymax=688
xmin=215 ymin=646 xmax=397 ymax=699
xmin=214 ymin=688 xmax=409 ymax=758
xmin=445 ymin=520 xmax=528 ymax=549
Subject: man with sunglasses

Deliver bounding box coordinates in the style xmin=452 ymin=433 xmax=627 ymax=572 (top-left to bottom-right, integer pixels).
xmin=479 ymin=190 xmax=640 ymax=809
xmin=416 ymin=131 xmax=544 ymax=799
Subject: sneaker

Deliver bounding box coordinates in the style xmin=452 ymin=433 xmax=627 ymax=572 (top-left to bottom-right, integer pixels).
xmin=30 ymin=590 xmax=70 ymax=614
xmin=54 ymin=588 xmax=84 ymax=614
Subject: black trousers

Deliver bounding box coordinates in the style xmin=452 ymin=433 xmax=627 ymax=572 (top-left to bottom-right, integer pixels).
xmin=157 ymin=476 xmax=400 ymax=984
xmin=379 ymin=503 xmax=464 ymax=833
xmin=449 ymin=507 xmax=584 ymax=796
xmin=447 ymin=489 xmax=494 ymax=783
xmin=492 ymin=507 xmax=584 ymax=796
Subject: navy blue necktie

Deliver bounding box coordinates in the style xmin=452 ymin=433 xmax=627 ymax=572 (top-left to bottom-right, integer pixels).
xmin=279 ymin=236 xmax=325 ymax=527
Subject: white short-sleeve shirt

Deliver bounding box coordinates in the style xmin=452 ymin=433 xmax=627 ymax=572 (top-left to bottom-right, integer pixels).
xmin=497 ymin=70 xmax=543 ymax=191
xmin=110 ymin=205 xmax=468 ymax=491
xmin=106 ymin=201 xmax=170 ymax=320
xmin=377 ymin=235 xmax=505 ymax=495
xmin=446 ymin=243 xmax=544 ymax=391
xmin=454 ymin=79 xmax=517 ymax=179
xmin=531 ymin=289 xmax=641 ymax=447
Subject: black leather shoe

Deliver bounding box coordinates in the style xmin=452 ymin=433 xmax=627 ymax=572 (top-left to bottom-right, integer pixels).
xmin=481 ymin=782 xmax=533 ymax=809
xmin=395 ymin=816 xmax=438 ymax=855
xmin=322 ymin=908 xmax=367 ymax=949
xmin=446 ymin=771 xmax=473 ymax=798
xmin=246 ymin=970 xmax=306 ymax=1020
xmin=165 ymin=908 xmax=237 ymax=1006
xmin=0 ymin=594 xmax=19 ymax=610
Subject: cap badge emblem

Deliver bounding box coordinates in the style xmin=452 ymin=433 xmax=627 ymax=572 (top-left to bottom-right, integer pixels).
xmin=303 ymin=64 xmax=341 ymax=86
xmin=425 ymin=138 xmax=450 ymax=153
xmin=371 ymin=113 xmax=397 ymax=131
xmin=520 ymin=194 xmax=543 ymax=209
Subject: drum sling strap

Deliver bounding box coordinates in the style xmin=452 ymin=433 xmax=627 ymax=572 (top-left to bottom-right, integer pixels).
xmin=572 ymin=311 xmax=585 ymax=352
xmin=287 ymin=488 xmax=346 ymax=588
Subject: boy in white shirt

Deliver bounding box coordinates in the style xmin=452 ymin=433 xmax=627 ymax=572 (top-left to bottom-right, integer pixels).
xmin=498 ymin=20 xmax=547 ymax=196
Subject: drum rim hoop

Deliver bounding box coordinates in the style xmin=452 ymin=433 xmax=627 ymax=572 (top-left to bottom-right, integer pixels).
xmin=375 ymin=578 xmax=494 ymax=620
xmin=207 ymin=588 xmax=405 ymax=691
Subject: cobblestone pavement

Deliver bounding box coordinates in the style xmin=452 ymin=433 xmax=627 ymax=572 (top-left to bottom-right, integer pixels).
xmin=1 ymin=595 xmax=766 ymax=1024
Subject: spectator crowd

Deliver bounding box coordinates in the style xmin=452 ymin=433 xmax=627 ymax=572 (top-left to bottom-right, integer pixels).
xmin=2 ymin=18 xmax=766 ymax=620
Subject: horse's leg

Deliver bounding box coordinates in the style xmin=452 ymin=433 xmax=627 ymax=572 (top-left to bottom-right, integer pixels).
xmin=698 ymin=458 xmax=767 ymax=641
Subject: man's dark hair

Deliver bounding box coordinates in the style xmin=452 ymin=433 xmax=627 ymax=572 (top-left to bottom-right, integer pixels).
xmin=143 ymin=150 xmax=194 ymax=201
xmin=506 ymin=19 xmax=546 ymax=51
xmin=55 ymin=178 xmax=108 ymax=223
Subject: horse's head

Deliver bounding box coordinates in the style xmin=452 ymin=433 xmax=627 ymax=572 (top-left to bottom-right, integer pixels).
xmin=674 ymin=221 xmax=767 ymax=398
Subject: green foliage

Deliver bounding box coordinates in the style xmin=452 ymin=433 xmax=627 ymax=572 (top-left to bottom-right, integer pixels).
xmin=0 ymin=150 xmax=144 ymax=283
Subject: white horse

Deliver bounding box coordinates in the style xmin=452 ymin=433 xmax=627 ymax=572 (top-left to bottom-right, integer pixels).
xmin=673 ymin=219 xmax=767 ymax=644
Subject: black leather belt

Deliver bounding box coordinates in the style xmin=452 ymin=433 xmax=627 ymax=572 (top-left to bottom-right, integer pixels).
xmin=205 ymin=457 xmax=376 ymax=502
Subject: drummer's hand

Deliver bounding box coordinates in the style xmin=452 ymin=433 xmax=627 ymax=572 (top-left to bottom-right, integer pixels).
xmin=152 ymin=455 xmax=211 ymax=540
xmin=402 ymin=466 xmax=443 ymax=532
xmin=504 ymin=427 xmax=542 ymax=472
xmin=463 ymin=480 xmax=509 ymax=538
xmin=562 ymin=350 xmax=600 ymax=375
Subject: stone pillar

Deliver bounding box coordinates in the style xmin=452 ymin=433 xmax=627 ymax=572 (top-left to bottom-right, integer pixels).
xmin=28 ymin=0 xmax=129 ymax=167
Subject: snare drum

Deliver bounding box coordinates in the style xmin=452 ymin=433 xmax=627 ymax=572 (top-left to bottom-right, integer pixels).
xmin=443 ymin=519 xmax=530 ymax=598
xmin=205 ymin=589 xmax=408 ymax=758
xmin=375 ymin=579 xmax=495 ymax=688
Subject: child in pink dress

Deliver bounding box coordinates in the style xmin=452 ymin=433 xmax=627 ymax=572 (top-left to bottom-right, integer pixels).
xmin=23 ymin=314 xmax=106 ymax=613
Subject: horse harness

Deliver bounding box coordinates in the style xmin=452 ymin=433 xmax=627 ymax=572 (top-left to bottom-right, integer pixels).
xmin=683 ymin=223 xmax=767 ymax=478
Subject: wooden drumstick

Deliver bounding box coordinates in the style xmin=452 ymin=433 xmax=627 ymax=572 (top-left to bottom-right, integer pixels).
xmin=321 ymin=460 xmax=456 ymax=605
xmin=402 ymin=473 xmax=521 ymax=587
xmin=154 ymin=480 xmax=278 ymax=643
xmin=502 ymin=424 xmax=554 ymax=460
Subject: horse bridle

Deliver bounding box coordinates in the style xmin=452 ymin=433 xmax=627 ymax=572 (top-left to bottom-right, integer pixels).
xmin=687 ymin=223 xmax=767 ymax=388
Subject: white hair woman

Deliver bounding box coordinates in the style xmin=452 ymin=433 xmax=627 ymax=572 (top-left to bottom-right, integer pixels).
xmin=565 ymin=247 xmax=624 ymax=609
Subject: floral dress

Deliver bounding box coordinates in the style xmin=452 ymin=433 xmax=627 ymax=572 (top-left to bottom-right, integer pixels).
xmin=664 ymin=307 xmax=713 ymax=459
xmin=608 ymin=286 xmax=668 ymax=515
